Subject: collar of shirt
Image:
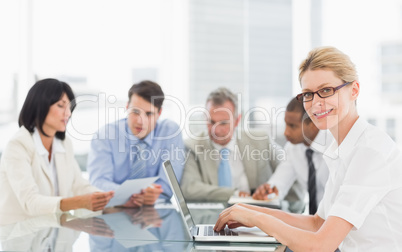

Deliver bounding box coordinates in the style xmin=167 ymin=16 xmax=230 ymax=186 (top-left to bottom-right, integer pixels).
xmin=124 ymin=119 xmax=154 ymax=147
xmin=210 ymin=132 xmax=237 ymax=152
xmin=324 ymin=117 xmax=368 ymax=161
xmin=32 ymin=128 xmax=65 ymax=157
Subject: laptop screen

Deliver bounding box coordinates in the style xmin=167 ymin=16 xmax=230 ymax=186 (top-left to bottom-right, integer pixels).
xmin=162 ymin=160 xmax=196 ymax=231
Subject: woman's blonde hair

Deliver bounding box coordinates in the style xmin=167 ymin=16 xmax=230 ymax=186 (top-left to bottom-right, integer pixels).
xmin=298 ymin=46 xmax=358 ymax=84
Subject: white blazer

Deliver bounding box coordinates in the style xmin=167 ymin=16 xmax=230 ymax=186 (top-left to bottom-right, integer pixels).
xmin=0 ymin=127 xmax=99 ymax=218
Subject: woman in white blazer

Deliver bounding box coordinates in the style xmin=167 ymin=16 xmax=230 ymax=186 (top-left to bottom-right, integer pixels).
xmin=0 ymin=79 xmax=114 ymax=218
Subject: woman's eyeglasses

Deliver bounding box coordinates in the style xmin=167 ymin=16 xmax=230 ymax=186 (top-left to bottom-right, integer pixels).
xmin=296 ymin=81 xmax=352 ymax=103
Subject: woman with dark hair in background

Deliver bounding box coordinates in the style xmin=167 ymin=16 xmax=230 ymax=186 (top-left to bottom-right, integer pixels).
xmin=0 ymin=78 xmax=114 ymax=218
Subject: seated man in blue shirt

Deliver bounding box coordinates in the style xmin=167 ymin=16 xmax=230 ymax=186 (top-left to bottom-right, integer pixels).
xmin=87 ymin=80 xmax=185 ymax=207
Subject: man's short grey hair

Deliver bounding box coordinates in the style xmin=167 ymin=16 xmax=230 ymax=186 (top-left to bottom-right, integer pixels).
xmin=206 ymin=87 xmax=238 ymax=116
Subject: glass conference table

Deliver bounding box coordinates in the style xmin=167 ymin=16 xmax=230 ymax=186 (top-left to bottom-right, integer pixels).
xmin=0 ymin=200 xmax=302 ymax=252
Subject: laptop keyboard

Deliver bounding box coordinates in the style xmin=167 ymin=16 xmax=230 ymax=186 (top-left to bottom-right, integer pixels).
xmin=204 ymin=226 xmax=238 ymax=236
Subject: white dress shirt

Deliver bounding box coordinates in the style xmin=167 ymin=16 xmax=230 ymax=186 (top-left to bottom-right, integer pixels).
xmin=211 ymin=134 xmax=250 ymax=194
xmin=318 ymin=117 xmax=402 ymax=251
xmin=268 ymin=130 xmax=332 ymax=206
xmin=32 ymin=128 xmax=64 ymax=196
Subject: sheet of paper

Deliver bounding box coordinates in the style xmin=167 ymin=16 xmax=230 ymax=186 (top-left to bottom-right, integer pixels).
xmin=106 ymin=177 xmax=158 ymax=207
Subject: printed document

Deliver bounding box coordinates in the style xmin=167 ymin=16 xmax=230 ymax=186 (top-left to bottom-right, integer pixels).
xmin=106 ymin=177 xmax=158 ymax=207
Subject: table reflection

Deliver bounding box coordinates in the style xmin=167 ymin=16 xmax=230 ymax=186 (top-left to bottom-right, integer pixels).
xmin=0 ymin=203 xmax=289 ymax=252
xmin=0 ymin=214 xmax=80 ymax=251
xmin=0 ymin=206 xmax=190 ymax=252
xmin=86 ymin=206 xmax=189 ymax=251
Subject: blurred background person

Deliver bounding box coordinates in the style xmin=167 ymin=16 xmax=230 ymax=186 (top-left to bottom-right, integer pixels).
xmin=0 ymin=78 xmax=113 ymax=218
xmin=253 ymin=97 xmax=331 ymax=215
xmin=87 ymin=80 xmax=185 ymax=205
xmin=181 ymin=87 xmax=301 ymax=203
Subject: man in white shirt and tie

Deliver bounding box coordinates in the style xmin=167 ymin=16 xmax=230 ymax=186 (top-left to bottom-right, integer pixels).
xmin=181 ymin=88 xmax=302 ymax=203
xmin=253 ymin=97 xmax=331 ymax=214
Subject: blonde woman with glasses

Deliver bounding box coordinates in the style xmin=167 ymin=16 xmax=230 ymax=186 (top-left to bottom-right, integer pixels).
xmin=214 ymin=47 xmax=402 ymax=251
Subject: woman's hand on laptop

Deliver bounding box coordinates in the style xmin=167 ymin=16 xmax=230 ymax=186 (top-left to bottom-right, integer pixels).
xmin=214 ymin=203 xmax=258 ymax=231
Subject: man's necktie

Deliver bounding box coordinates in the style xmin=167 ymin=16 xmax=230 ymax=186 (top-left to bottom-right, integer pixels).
xmin=129 ymin=141 xmax=148 ymax=179
xmin=306 ymin=148 xmax=317 ymax=215
xmin=218 ymin=148 xmax=232 ymax=187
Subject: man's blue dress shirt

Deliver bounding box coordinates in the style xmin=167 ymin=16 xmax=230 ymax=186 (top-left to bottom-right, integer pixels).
xmin=87 ymin=118 xmax=185 ymax=199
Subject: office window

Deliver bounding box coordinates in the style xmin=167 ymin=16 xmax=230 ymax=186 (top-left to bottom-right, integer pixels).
xmin=188 ymin=0 xmax=292 ymax=107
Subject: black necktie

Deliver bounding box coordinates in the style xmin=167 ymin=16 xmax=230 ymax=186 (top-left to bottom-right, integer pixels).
xmin=306 ymin=148 xmax=317 ymax=215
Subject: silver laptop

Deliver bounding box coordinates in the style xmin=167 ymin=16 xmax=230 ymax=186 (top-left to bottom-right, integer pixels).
xmin=162 ymin=160 xmax=278 ymax=243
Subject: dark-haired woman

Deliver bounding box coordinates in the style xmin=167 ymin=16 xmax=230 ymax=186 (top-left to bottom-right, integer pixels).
xmin=0 ymin=79 xmax=114 ymax=218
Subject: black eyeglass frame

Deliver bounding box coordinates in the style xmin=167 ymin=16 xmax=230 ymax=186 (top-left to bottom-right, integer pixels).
xmin=296 ymin=81 xmax=353 ymax=103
